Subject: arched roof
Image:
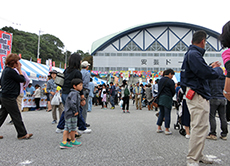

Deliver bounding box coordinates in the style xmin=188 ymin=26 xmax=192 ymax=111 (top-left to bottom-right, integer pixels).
xmin=91 ymin=21 xmax=220 ymax=55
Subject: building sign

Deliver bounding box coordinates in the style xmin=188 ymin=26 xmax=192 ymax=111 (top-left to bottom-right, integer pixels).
xmin=0 ymin=30 xmax=13 ymax=70
xmin=141 ymin=59 xmax=147 ymax=65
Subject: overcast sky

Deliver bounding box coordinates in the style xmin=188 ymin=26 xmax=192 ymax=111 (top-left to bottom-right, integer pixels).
xmin=0 ymin=0 xmax=229 ymax=53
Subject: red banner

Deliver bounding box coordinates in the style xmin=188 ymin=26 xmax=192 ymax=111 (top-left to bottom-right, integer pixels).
xmin=37 ymin=58 xmax=41 ymax=64
xmin=0 ymin=30 xmax=13 ymax=70
xmin=52 ymin=61 xmax=55 ymax=67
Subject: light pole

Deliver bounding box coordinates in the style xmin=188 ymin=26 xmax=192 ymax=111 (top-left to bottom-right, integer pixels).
xmin=37 ymin=29 xmax=43 ymax=60
xmin=64 ymin=48 xmax=67 ymax=69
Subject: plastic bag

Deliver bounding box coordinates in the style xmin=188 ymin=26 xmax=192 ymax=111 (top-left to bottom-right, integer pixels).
xmin=119 ymin=99 xmax=123 ymax=108
xmin=51 ymin=91 xmax=61 ymax=105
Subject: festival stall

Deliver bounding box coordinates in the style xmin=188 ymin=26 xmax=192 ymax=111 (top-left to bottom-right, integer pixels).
xmin=19 ymin=59 xmax=64 ymax=111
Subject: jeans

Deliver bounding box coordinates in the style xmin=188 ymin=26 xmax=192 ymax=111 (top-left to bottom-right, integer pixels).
xmin=57 ymin=94 xmax=68 ymax=129
xmin=157 ymin=105 xmax=171 ymax=128
xmin=209 ymin=98 xmax=228 ymax=137
xmin=88 ymin=96 xmax=93 ymax=112
xmin=110 ymin=96 xmax=115 ymax=107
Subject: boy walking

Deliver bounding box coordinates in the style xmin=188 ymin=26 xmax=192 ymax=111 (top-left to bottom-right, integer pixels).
xmin=60 ymin=78 xmax=83 ymax=149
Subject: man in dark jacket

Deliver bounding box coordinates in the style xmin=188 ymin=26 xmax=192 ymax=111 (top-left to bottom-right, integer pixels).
xmin=181 ymin=30 xmax=222 ymax=166
xmin=207 ymin=65 xmax=228 ymax=140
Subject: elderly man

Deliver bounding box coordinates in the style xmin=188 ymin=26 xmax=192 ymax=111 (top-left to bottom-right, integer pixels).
xmin=88 ymin=78 xmax=95 ymax=112
xmin=134 ymin=82 xmax=142 ymax=110
xmin=80 ymin=61 xmax=91 ymax=128
xmin=181 ymin=30 xmax=222 ymax=166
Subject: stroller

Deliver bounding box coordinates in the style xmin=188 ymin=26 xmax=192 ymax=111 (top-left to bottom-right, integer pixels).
xmin=174 ymin=87 xmax=186 ymax=136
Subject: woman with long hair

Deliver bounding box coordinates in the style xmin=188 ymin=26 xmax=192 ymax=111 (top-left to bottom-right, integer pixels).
xmin=56 ymin=53 xmax=91 ymax=134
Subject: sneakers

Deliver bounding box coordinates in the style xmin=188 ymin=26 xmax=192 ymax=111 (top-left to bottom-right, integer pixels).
xmin=0 ymin=136 xmax=3 ymax=139
xmin=199 ymin=155 xmax=214 ymax=164
xmin=185 ymin=134 xmax=190 ymax=139
xmin=165 ymin=131 xmax=172 ymax=135
xmin=56 ymin=128 xmax=64 ymax=133
xmin=220 ymin=135 xmax=227 ymax=140
xmin=111 ymin=107 xmax=115 ymax=109
xmin=187 ymin=162 xmax=199 ymax=166
xmin=156 ymin=129 xmax=163 ymax=133
xmin=60 ymin=142 xmax=73 ymax=149
xmin=78 ymin=128 xmax=92 ymax=134
xmin=206 ymin=135 xmax=217 ymax=140
xmin=52 ymin=120 xmax=57 ymax=124
xmin=70 ymin=140 xmax=82 ymax=146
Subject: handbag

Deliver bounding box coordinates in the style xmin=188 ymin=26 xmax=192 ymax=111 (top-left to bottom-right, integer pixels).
xmin=51 ymin=91 xmax=61 ymax=105
xmin=54 ymin=72 xmax=64 ymax=87
xmin=152 ymin=78 xmax=169 ymax=108
xmin=186 ymin=89 xmax=195 ymax=100
xmin=152 ymin=97 xmax=159 ymax=108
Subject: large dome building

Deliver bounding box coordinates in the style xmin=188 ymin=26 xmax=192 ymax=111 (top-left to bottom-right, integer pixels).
xmin=91 ymin=22 xmax=222 ymax=72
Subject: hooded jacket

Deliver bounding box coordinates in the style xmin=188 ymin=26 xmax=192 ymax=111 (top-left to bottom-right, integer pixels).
xmin=181 ymin=45 xmax=222 ymax=100
xmin=64 ymin=89 xmax=80 ymax=120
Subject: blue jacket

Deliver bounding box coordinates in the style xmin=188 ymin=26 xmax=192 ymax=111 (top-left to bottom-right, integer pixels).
xmin=181 ymin=45 xmax=222 ymax=100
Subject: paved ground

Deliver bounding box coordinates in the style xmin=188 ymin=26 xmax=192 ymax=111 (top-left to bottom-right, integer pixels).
xmin=0 ymin=102 xmax=229 ymax=166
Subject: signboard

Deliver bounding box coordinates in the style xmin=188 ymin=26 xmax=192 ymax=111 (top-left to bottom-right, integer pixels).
xmin=0 ymin=30 xmax=13 ymax=70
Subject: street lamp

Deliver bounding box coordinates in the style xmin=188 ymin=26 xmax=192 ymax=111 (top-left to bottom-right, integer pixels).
xmin=37 ymin=29 xmax=43 ymax=60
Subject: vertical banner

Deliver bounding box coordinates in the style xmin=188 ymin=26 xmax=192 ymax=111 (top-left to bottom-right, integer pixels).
xmin=52 ymin=61 xmax=55 ymax=67
xmin=49 ymin=59 xmax=52 ymax=72
xmin=0 ymin=30 xmax=13 ymax=71
xmin=37 ymin=58 xmax=41 ymax=64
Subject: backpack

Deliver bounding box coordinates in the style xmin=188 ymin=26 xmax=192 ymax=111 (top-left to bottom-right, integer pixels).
xmin=54 ymin=72 xmax=64 ymax=87
xmin=124 ymin=87 xmax=130 ymax=97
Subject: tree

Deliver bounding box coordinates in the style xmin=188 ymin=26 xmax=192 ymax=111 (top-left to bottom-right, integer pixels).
xmin=0 ymin=26 xmax=93 ymax=69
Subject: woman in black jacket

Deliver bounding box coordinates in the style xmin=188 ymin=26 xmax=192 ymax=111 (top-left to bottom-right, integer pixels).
xmin=156 ymin=69 xmax=175 ymax=135
xmin=0 ymin=53 xmax=33 ymax=139
xmin=56 ymin=53 xmax=85 ymax=134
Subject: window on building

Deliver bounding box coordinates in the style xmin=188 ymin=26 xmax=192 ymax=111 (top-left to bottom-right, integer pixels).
xmin=129 ymin=53 xmax=134 ymax=56
xmin=146 ymin=41 xmax=166 ymax=51
xmin=122 ymin=41 xmax=142 ymax=51
xmin=205 ymin=42 xmax=216 ymax=51
xmin=171 ymin=41 xmax=188 ymax=51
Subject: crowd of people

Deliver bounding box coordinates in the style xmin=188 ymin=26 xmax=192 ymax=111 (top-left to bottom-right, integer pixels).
xmin=1 ymin=21 xmax=230 ymax=165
